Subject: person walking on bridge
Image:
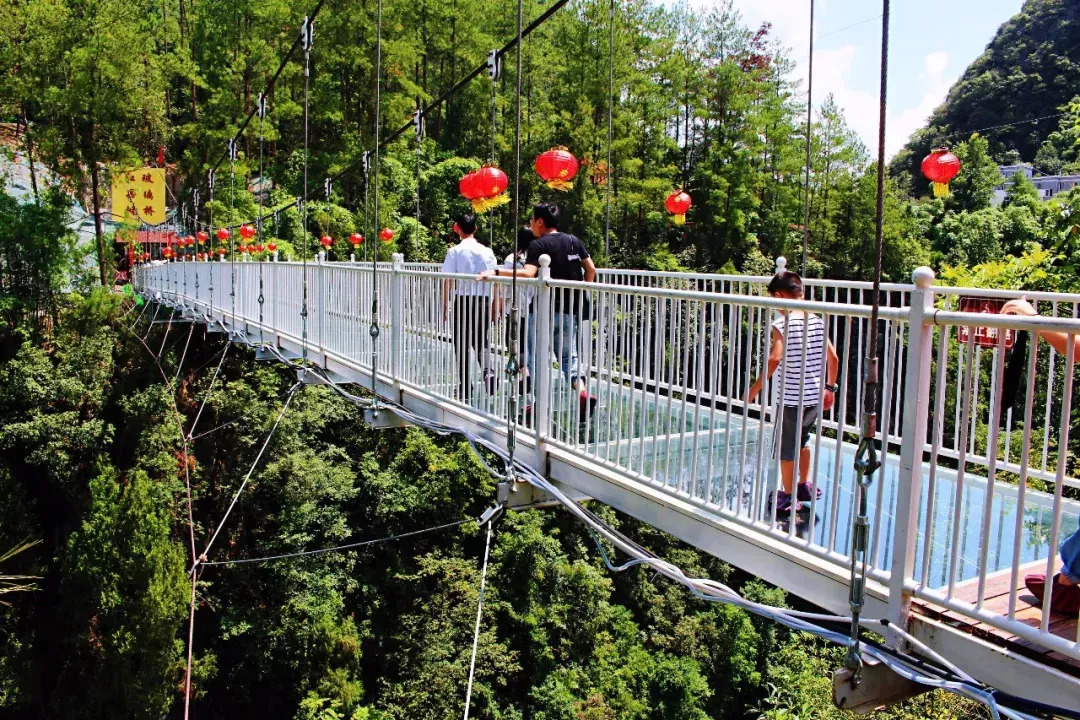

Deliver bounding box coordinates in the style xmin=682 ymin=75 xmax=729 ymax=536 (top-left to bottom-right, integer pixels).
xmin=478 ymin=202 xmax=597 ymax=414
xmin=746 ymin=270 xmax=839 ymax=516
xmin=1002 ymin=297 xmax=1080 ymax=616
xmin=492 ymin=226 xmax=537 ymax=398
xmin=442 ymin=213 xmax=498 ymax=403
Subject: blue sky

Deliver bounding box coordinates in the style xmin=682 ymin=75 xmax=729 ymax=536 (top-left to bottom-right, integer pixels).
xmin=706 ymin=0 xmax=1024 ymax=158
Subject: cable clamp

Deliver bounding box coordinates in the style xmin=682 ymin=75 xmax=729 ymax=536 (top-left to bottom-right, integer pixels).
xmin=477 ymin=502 xmax=505 ymax=527
xmin=301 ymin=16 xmax=314 ymax=52
xmin=853 ymin=436 xmax=879 ymax=482
xmin=413 ymin=108 xmax=424 ymax=140
xmin=486 ymin=49 xmax=501 ymax=80
xmin=257 ymin=93 xmax=267 ymax=120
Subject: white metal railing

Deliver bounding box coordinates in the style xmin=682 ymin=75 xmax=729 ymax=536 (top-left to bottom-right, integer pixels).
xmin=134 ymin=255 xmax=1080 ymax=664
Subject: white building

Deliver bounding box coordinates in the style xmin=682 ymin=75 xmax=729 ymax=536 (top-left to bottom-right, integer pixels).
xmin=993 ymin=163 xmax=1080 ymax=205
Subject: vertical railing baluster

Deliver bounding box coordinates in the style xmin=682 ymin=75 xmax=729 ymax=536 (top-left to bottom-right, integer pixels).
xmin=534 ymin=256 xmax=553 ymax=453
xmin=391 ymin=253 xmax=404 ymax=392
xmin=888 ymin=266 xmax=936 ymax=647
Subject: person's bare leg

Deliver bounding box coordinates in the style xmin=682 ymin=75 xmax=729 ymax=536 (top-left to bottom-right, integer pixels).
xmin=800 ymin=446 xmax=811 ymax=485
xmin=780 ymin=459 xmax=795 ymax=495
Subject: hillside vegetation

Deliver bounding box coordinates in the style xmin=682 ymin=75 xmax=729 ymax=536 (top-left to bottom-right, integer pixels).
xmin=893 ymin=0 xmax=1080 ymax=184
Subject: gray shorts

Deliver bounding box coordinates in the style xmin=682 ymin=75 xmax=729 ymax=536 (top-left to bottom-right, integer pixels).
xmin=774 ymin=405 xmax=819 ymax=461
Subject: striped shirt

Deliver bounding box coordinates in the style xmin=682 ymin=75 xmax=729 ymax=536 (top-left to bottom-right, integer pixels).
xmin=771 ymin=312 xmax=825 ymax=407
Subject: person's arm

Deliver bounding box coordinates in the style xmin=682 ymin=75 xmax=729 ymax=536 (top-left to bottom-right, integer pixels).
xmin=823 ymin=339 xmax=839 ymax=411
xmin=582 ymin=257 xmax=596 ymax=283
xmin=1002 ymin=298 xmax=1077 ymax=359
xmin=441 ymin=251 xmax=455 ymax=321
xmin=747 ymin=327 xmax=784 ymax=403
xmin=479 ymin=264 xmax=539 ymax=281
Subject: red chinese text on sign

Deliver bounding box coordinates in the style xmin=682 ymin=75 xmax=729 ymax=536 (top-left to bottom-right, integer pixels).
xmin=957 ymin=296 xmax=1015 ymax=349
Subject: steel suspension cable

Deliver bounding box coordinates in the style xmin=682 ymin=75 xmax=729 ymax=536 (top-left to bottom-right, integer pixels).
xmin=229 ymin=139 xmax=237 ymax=323
xmin=257 ymin=93 xmax=268 ymax=346
xmin=370 ymin=0 xmax=384 ymax=398
xmin=415 ymin=105 xmax=423 ymax=229
xmin=505 ymin=0 xmax=524 ymax=477
xmin=193 ymin=382 xmax=302 ymax=571
xmin=800 ymin=0 xmax=814 ymax=277
xmin=462 ymin=517 xmax=495 ymax=720
xmin=604 ymin=0 xmax=615 ymax=258
xmin=847 ymin=0 xmax=889 ymax=684
xmin=301 ymin=17 xmax=313 ymax=362
xmin=201 ymin=518 xmax=471 ymax=566
xmin=208 ymin=171 xmax=215 ymax=315
xmin=490 ymin=65 xmax=496 ymax=247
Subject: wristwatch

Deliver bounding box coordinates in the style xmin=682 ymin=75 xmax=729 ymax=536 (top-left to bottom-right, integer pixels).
xmin=825 ymin=383 xmax=839 ymax=393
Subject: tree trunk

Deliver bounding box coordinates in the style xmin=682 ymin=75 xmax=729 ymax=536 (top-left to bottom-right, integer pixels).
xmin=90 ymin=153 xmax=108 ymax=287
xmin=23 ymin=108 xmax=38 ymax=201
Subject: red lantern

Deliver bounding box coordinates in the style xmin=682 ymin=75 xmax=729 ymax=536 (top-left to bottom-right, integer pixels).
xmin=196 ymin=231 xmax=209 ymax=245
xmin=240 ymin=224 xmax=256 ymax=240
xmin=216 ymin=227 xmax=231 ymax=241
xmin=466 ymin=166 xmax=510 ymax=212
xmin=921 ymin=148 xmax=961 ymax=198
xmin=458 ymin=171 xmax=482 ymax=200
xmin=349 ymin=232 xmax=364 ymax=247
xmin=217 ymin=247 xmax=227 ymax=258
xmin=254 ymin=242 xmax=264 ymax=253
xmin=197 ymin=252 xmax=206 ymax=261
xmin=665 ymin=190 xmax=692 ymax=226
xmin=535 ymin=147 xmax=579 ymax=191
xmin=267 ymin=241 xmax=278 ymax=253
xmin=141 ymin=252 xmax=150 ymax=262
xmin=379 ymin=227 xmax=394 ymax=243
xmin=163 ymin=247 xmax=172 ymax=259
xmin=320 ymin=235 xmax=334 ymax=249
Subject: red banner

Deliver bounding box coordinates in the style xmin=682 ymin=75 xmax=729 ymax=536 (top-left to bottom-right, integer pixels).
xmin=957 ymin=296 xmax=1016 ymax=349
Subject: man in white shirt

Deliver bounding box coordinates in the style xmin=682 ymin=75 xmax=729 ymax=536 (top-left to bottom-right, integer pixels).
xmin=441 ymin=213 xmax=497 ymax=402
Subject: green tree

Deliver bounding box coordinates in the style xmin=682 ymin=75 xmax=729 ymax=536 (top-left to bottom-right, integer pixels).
xmin=947 ymin=134 xmax=1004 ymax=212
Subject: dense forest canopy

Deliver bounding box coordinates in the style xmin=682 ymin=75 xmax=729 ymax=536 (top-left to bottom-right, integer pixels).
xmin=2 ymin=0 xmax=1080 ymax=285
xmin=3 ymin=0 xmax=1080 ymax=717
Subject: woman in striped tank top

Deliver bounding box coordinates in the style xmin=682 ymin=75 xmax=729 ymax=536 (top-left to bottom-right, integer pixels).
xmin=747 ymin=270 xmax=839 ymax=516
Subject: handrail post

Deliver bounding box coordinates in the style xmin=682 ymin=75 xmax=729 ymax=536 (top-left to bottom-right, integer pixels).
xmin=888 ymin=266 xmax=936 ymax=646
xmin=391 ymin=252 xmax=404 ymax=389
xmin=534 ymin=255 xmax=553 ymax=454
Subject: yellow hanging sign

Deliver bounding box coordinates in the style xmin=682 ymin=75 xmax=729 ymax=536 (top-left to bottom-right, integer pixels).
xmin=111 ymin=167 xmax=166 ymax=225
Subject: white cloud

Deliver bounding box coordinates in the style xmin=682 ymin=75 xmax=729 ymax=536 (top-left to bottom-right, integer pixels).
xmin=888 ymin=51 xmax=953 ymax=157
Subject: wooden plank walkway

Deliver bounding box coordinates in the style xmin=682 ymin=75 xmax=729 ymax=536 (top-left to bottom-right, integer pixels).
xmin=912 ymin=561 xmax=1080 ymax=675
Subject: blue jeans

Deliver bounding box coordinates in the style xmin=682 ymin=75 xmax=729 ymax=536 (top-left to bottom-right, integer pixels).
xmin=552 ymin=311 xmax=581 ymax=386
xmin=1062 ymin=529 xmax=1080 ymax=583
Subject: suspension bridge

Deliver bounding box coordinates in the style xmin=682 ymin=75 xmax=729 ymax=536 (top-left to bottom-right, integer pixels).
xmin=134 ymin=254 xmax=1080 ymax=709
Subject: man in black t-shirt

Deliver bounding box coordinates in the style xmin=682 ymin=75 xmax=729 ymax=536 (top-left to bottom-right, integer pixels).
xmin=478 ymin=202 xmax=596 ymax=410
